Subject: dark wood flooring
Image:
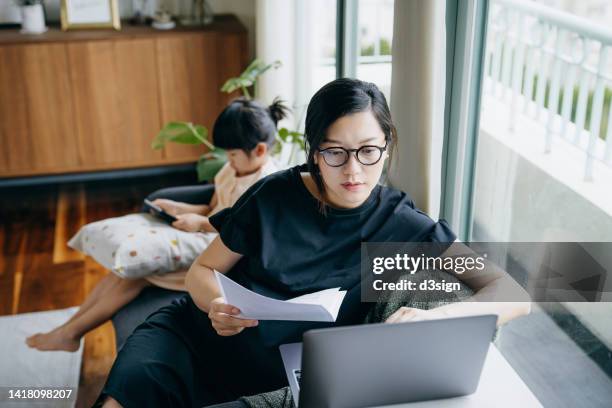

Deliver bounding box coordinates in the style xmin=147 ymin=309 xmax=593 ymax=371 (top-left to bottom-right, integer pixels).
xmin=0 ymin=171 xmax=197 ymax=407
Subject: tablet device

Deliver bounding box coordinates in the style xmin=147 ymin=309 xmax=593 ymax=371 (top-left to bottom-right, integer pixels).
xmin=143 ymin=199 xmax=178 ymax=224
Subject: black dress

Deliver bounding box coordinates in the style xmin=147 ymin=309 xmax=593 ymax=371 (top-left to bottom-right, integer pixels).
xmin=98 ymin=164 xmax=456 ymax=408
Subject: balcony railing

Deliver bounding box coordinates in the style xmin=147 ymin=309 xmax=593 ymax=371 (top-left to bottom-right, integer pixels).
xmin=485 ymin=0 xmax=612 ymax=180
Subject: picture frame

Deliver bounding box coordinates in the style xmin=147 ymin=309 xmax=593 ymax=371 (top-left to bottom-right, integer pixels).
xmin=0 ymin=2 xmax=22 ymax=27
xmin=60 ymin=0 xmax=121 ymax=31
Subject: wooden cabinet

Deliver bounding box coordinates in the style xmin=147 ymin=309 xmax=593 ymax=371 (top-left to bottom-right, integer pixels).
xmin=67 ymin=38 xmax=164 ymax=167
xmin=0 ymin=43 xmax=80 ymax=174
xmin=0 ymin=15 xmax=247 ymax=178
xmin=156 ymin=33 xmax=218 ymax=161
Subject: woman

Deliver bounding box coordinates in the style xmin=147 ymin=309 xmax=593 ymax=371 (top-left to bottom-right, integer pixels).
xmin=98 ymin=78 xmax=529 ymax=408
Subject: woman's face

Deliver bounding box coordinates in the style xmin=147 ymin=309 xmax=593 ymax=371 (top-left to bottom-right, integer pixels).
xmin=315 ymin=110 xmax=388 ymax=209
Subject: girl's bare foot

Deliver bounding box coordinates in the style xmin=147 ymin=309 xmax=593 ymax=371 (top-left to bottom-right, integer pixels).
xmin=25 ymin=327 xmax=80 ymax=352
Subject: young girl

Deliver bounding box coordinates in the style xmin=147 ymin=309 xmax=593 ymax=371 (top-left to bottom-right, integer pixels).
xmin=97 ymin=78 xmax=529 ymax=408
xmin=25 ymin=98 xmax=288 ymax=352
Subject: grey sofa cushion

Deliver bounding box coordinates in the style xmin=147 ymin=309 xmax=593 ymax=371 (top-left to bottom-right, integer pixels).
xmin=111 ymin=286 xmax=185 ymax=350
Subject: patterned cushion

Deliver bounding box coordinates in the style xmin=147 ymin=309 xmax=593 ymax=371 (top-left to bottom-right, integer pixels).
xmin=68 ymin=213 xmax=216 ymax=279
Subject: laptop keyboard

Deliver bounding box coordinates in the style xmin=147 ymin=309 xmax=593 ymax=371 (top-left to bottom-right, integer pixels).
xmin=293 ymin=369 xmax=302 ymax=389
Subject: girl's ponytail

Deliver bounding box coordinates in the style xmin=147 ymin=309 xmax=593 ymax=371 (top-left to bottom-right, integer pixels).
xmin=213 ymin=97 xmax=291 ymax=152
xmin=268 ymin=97 xmax=289 ymax=126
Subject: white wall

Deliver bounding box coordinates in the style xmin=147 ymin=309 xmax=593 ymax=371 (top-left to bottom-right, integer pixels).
xmin=208 ymin=0 xmax=255 ymax=59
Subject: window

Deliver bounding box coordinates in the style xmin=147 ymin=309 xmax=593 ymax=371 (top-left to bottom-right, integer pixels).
xmin=446 ymin=0 xmax=612 ymax=405
xmin=355 ymin=0 xmax=394 ymax=99
xmin=339 ymin=0 xmax=394 ymax=100
xmin=299 ymin=0 xmax=338 ymax=102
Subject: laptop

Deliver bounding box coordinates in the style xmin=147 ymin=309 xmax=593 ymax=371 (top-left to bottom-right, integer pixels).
xmin=279 ymin=314 xmax=496 ymax=408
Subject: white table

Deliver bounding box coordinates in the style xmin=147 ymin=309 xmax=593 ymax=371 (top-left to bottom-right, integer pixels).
xmin=373 ymin=345 xmax=542 ymax=408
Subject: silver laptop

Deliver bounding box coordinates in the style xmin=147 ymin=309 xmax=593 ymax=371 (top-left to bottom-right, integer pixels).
xmin=279 ymin=314 xmax=496 ymax=408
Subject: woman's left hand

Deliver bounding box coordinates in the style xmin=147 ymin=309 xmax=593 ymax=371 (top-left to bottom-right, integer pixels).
xmin=385 ymin=307 xmax=448 ymax=324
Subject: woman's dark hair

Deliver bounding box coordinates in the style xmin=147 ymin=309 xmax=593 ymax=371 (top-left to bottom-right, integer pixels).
xmin=304 ymin=78 xmax=397 ymax=200
xmin=212 ymin=97 xmax=289 ymax=154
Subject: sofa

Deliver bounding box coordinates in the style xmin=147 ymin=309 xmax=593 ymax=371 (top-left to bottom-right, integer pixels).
xmin=111 ymin=183 xmax=215 ymax=349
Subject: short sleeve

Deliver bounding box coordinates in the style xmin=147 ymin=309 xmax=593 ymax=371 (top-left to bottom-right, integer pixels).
xmin=397 ymin=194 xmax=456 ymax=244
xmin=209 ymin=180 xmax=265 ymax=256
xmin=419 ymin=217 xmax=456 ymax=243
xmin=404 ymin=208 xmax=457 ymax=258
xmin=389 ymin=192 xmax=457 ymax=255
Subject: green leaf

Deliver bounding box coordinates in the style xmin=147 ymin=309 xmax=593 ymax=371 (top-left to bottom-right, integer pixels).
xmin=196 ymin=147 xmax=227 ymax=182
xmin=272 ymin=127 xmax=305 ymax=157
xmin=242 ymin=59 xmax=282 ymax=83
xmin=194 ymin=124 xmax=207 ymax=138
xmin=221 ymin=59 xmax=282 ymax=98
xmin=271 ymin=140 xmax=283 ymax=156
xmin=278 ymin=127 xmax=289 ymax=138
xmin=220 ymin=78 xmax=242 ymax=93
xmin=152 ymin=122 xmax=209 ymax=149
xmin=282 ymin=129 xmax=304 ymax=150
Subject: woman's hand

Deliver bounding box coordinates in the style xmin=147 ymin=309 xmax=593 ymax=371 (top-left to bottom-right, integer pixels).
xmin=385 ymin=307 xmax=449 ymax=324
xmin=152 ymin=199 xmax=206 ymax=216
xmin=207 ymin=297 xmax=259 ymax=336
xmin=172 ymin=213 xmax=208 ymax=232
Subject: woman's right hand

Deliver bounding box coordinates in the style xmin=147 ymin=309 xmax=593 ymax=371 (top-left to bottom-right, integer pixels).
xmin=207 ymin=297 xmax=259 ymax=336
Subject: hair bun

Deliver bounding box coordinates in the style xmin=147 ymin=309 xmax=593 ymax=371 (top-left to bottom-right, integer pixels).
xmin=268 ymin=97 xmax=290 ymax=125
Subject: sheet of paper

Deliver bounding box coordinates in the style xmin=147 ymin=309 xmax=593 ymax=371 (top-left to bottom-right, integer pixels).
xmin=287 ymin=288 xmax=345 ymax=322
xmin=215 ymin=271 xmax=347 ymax=322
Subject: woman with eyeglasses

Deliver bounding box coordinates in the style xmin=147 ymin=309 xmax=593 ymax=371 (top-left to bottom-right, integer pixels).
xmin=97 ymin=78 xmax=529 ymax=408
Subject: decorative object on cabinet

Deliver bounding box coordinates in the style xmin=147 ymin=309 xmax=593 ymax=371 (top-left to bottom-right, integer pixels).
xmin=16 ymin=0 xmax=47 ymax=34
xmin=180 ymin=0 xmax=213 ymax=27
xmin=60 ymin=0 xmax=121 ymax=31
xmin=152 ymin=4 xmax=175 ymax=30
xmin=130 ymin=0 xmax=151 ymax=26
xmin=0 ymin=2 xmax=22 ymax=27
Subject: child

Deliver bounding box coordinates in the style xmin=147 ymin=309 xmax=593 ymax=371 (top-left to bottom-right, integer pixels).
xmin=26 ymin=98 xmax=288 ymax=352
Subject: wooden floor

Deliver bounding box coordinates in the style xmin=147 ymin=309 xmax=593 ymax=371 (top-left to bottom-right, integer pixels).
xmin=0 ymin=171 xmax=196 ymax=408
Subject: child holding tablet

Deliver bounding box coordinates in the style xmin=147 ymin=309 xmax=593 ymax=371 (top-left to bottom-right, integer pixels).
xmin=26 ymin=98 xmax=287 ymax=352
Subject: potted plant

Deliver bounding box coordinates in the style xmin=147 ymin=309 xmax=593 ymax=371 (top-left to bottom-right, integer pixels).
xmin=16 ymin=0 xmax=47 ymax=34
xmin=152 ymin=59 xmax=305 ymax=182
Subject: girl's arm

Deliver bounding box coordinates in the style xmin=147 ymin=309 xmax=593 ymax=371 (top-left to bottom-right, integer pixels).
xmin=185 ymin=236 xmax=258 ymax=335
xmin=168 ymin=192 xmax=218 ymax=233
xmin=172 ymin=214 xmax=217 ymax=233
xmin=204 ymin=192 xmax=218 ymax=215
xmin=191 ymin=192 xmax=218 ymax=217
xmin=153 ymin=198 xmax=210 ymax=216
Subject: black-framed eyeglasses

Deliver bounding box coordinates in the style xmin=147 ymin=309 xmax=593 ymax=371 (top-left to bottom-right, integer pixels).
xmin=317 ymin=141 xmax=388 ymax=167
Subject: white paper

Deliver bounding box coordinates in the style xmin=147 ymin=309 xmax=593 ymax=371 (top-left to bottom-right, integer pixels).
xmin=215 ymin=271 xmax=347 ymax=322
xmin=67 ymin=0 xmax=112 ymax=24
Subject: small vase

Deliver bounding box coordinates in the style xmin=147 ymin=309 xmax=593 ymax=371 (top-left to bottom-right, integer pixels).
xmin=20 ymin=4 xmax=47 ymax=34
xmin=192 ymin=0 xmax=214 ymax=25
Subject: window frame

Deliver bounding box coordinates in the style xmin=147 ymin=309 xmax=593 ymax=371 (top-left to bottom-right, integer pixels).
xmin=441 ymin=0 xmax=490 ymax=240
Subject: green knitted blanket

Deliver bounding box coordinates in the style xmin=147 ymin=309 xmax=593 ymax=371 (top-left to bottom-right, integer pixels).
xmin=240 ymin=270 xmax=474 ymax=408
